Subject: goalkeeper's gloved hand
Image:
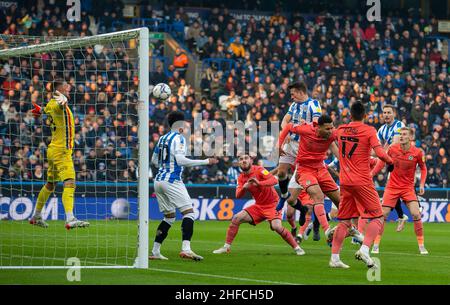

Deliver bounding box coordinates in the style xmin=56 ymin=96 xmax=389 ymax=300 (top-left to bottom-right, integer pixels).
xmin=31 ymin=102 xmax=42 ymax=118
xmin=54 ymin=90 xmax=68 ymax=106
xmin=387 ymin=163 xmax=394 ymax=172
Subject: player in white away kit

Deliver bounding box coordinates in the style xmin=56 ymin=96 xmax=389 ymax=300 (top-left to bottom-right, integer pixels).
xmin=150 ymin=111 xmax=218 ymax=261
xmin=375 ymin=105 xmax=408 ymax=233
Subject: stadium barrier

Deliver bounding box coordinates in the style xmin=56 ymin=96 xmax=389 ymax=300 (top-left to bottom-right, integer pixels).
xmin=1 ymin=183 xmax=449 ymax=223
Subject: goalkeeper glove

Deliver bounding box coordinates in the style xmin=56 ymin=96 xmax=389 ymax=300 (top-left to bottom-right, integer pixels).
xmin=387 ymin=163 xmax=394 ymax=172
xmin=31 ymin=102 xmax=42 ymax=118
xmin=54 ymin=90 xmax=68 ymax=106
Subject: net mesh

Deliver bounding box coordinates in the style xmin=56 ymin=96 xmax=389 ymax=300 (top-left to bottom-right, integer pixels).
xmin=0 ymin=32 xmax=143 ymax=267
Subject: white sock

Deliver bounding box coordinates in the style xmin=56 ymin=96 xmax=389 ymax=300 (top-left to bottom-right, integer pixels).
xmin=152 ymin=242 xmax=161 ymax=255
xmin=224 ymin=243 xmax=231 ymax=248
xmin=34 ymin=211 xmax=42 ymax=218
xmin=331 ymin=254 xmax=340 ymax=261
xmin=182 ymin=240 xmax=191 ymax=252
xmin=360 ymin=245 xmax=370 ymax=255
xmin=66 ymin=212 xmax=74 ymax=222
xmin=281 ymin=192 xmax=289 ymax=198
xmin=294 ymin=246 xmax=301 ymax=251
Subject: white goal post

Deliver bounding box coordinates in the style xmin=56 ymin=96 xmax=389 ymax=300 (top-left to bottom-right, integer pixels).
xmin=0 ymin=28 xmax=149 ymax=269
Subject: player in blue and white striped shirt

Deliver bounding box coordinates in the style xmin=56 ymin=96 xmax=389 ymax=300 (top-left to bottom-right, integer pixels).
xmin=377 ymin=105 xmax=405 ymax=146
xmin=150 ymin=111 xmax=218 ymax=261
xmin=374 ymin=104 xmax=409 ymax=242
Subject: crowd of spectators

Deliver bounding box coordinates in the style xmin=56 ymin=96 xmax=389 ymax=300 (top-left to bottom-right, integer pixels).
xmin=0 ymin=2 xmax=449 ymax=187
xmin=152 ymin=6 xmax=449 ymax=187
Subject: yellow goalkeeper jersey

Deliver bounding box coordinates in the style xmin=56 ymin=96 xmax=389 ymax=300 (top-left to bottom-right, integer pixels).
xmin=44 ymin=98 xmax=74 ymax=150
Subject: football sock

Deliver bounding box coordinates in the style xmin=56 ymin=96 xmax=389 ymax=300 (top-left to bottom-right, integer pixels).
xmin=395 ymin=199 xmax=404 ymax=219
xmin=279 ymin=177 xmax=289 ymax=196
xmin=364 ymin=218 xmax=384 ymax=247
xmin=226 ymin=218 xmax=240 ymax=245
xmin=275 ymin=226 xmax=298 ymax=249
xmin=331 ymin=221 xmax=352 ymax=255
xmin=291 ymin=199 xmax=302 ymax=211
xmin=357 ymin=218 xmax=368 ymax=234
xmin=414 ymin=218 xmax=424 ymax=246
xmin=373 ymin=220 xmax=385 ymax=246
xmin=313 ymin=213 xmax=320 ymax=233
xmin=299 ymin=204 xmax=307 ymax=226
xmin=62 ymin=186 xmax=75 ymax=221
xmin=35 ymin=184 xmax=53 ymax=215
xmin=181 ymin=214 xmax=195 ymax=245
xmin=287 ymin=212 xmax=296 ymax=229
xmin=154 ymin=220 xmax=172 ymax=245
xmin=299 ymin=214 xmax=311 ymax=235
xmin=313 ymin=204 xmax=329 ymax=232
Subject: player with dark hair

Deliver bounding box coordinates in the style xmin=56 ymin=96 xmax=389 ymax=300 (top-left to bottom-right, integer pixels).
xmin=213 ymin=154 xmax=305 ymax=256
xmin=330 ymin=101 xmax=393 ymax=269
xmin=371 ymin=127 xmax=428 ymax=254
xmin=150 ymin=111 xmax=218 ymax=260
xmin=277 ymin=114 xmax=363 ymax=245
xmin=29 ymin=79 xmax=89 ymax=229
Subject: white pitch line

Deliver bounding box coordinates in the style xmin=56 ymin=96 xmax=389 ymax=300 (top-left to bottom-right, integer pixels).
xmin=0 ymin=254 xmax=302 ymax=285
xmin=147 ymin=267 xmax=300 ymax=285
xmin=163 ymin=239 xmax=450 ymax=260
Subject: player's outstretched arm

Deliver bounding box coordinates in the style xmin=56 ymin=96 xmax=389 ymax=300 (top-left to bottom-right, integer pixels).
xmin=370 ymin=158 xmax=385 ymax=177
xmin=373 ymin=146 xmax=393 ymax=164
xmin=175 ymin=154 xmax=217 ymax=167
xmin=173 ymin=134 xmax=218 ymax=167
xmin=31 ymin=102 xmax=42 ymax=118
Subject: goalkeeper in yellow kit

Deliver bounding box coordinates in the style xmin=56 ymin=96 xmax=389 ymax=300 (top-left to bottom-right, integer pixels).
xmin=29 ymin=80 xmax=89 ymax=229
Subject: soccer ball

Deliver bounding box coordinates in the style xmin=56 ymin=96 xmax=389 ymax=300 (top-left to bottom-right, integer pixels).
xmin=152 ymin=83 xmax=171 ymax=100
xmin=111 ymin=198 xmax=130 ymax=219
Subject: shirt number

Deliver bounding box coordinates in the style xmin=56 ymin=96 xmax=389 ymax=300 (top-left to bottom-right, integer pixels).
xmin=158 ymin=142 xmax=170 ymax=165
xmin=340 ymin=136 xmax=359 ymax=158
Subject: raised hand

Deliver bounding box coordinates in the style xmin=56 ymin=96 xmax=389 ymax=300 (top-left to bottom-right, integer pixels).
xmin=31 ymin=102 xmax=42 ymax=118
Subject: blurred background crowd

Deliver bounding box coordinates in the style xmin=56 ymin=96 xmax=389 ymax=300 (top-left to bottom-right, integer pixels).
xmin=0 ymin=0 xmax=449 ymax=187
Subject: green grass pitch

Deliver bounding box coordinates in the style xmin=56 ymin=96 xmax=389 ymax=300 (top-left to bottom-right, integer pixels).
xmin=0 ymin=220 xmax=449 ymax=284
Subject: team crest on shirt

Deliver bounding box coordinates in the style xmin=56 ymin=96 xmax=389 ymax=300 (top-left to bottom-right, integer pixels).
xmin=306 ymin=180 xmax=311 ymax=185
xmin=408 ymin=155 xmax=414 ymax=160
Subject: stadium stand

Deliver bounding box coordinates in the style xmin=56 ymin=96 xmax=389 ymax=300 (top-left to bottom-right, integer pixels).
xmin=0 ymin=1 xmax=448 ymax=187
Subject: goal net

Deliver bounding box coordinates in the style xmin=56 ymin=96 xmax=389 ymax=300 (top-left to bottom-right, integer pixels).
xmin=0 ymin=28 xmax=149 ymax=269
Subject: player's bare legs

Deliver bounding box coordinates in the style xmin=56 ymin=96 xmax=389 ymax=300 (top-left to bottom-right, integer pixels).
xmin=286 ymin=205 xmax=297 ymax=236
xmin=277 ymin=163 xmax=291 ymax=198
xmin=395 ymin=199 xmax=408 ymax=232
xmin=213 ymin=210 xmax=252 ymax=254
xmin=30 ymin=182 xmax=55 ymax=228
xmin=213 ymin=211 xmax=305 ymax=255
xmin=330 ymin=219 xmax=353 ymax=268
xmin=269 ymin=218 xmax=305 ymax=255
xmin=407 ymin=201 xmax=428 ymax=254
xmin=150 ymin=211 xmax=175 ymax=260
xmin=371 ymin=206 xmax=391 ymax=254
xmin=325 ymin=189 xmax=363 ymax=244
xmin=297 ymin=205 xmax=313 ymax=242
xmin=305 ymin=185 xmax=331 ymax=239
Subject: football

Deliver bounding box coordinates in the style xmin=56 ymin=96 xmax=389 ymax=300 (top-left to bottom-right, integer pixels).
xmin=152 ymin=83 xmax=171 ymax=100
